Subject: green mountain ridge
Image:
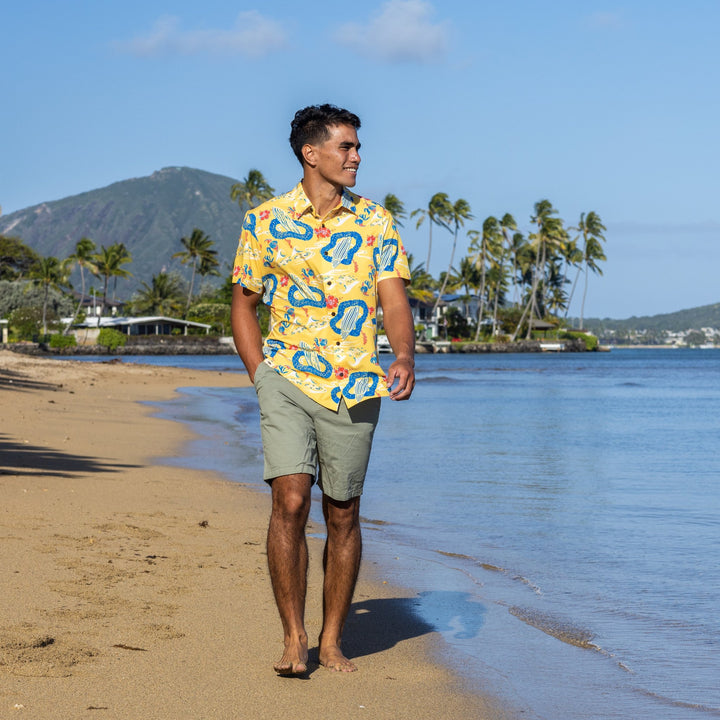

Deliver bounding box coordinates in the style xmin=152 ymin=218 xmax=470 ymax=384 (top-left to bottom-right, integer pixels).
xmin=582 ymin=302 xmax=720 ymax=333
xmin=2 ymin=168 xmax=719 ymax=329
xmin=0 ymin=166 xmax=247 ymax=295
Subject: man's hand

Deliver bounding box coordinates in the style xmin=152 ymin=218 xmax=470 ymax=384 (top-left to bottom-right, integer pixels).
xmin=378 ymin=278 xmax=416 ymax=401
xmin=386 ymin=357 xmax=415 ymax=401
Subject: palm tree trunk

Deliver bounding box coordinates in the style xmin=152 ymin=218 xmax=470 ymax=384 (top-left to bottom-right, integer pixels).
xmin=564 ymin=266 xmax=582 ymax=323
xmin=186 ymin=260 xmax=197 ymax=317
xmin=432 ymin=230 xmax=458 ymax=321
xmin=66 ymin=266 xmax=86 ymax=335
xmin=425 ymin=223 xmax=433 ymax=277
xmin=473 ymin=256 xmax=487 ymax=342
xmin=511 ymin=291 xmax=534 ymax=342
xmin=580 ymin=260 xmax=589 ymax=330
xmin=102 ymin=274 xmax=109 ymax=317
xmin=42 ymin=283 xmax=49 ymax=337
xmin=492 ymin=283 xmax=501 ymax=336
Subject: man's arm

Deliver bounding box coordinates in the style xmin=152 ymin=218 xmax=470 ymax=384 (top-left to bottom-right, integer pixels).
xmin=231 ymin=283 xmax=265 ymax=383
xmin=378 ymin=277 xmax=415 ymax=401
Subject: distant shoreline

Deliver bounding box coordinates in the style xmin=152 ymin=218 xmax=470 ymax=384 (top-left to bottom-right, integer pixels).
xmin=2 ymin=336 xmax=593 ymax=356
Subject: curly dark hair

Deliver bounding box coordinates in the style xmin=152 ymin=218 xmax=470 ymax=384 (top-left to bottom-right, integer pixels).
xmin=289 ymin=104 xmax=361 ymax=164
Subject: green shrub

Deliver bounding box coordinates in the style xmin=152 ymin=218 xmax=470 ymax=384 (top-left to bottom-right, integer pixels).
xmin=48 ymin=333 xmax=77 ymax=349
xmin=561 ymin=330 xmax=599 ymax=351
xmin=8 ymin=306 xmax=43 ymax=340
xmin=188 ymin=302 xmax=231 ymax=335
xmin=97 ymin=328 xmax=127 ymax=350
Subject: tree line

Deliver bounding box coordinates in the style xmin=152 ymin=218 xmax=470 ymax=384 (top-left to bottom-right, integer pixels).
xmin=0 ymin=168 xmax=606 ymax=342
xmin=384 ymin=192 xmax=606 ymax=339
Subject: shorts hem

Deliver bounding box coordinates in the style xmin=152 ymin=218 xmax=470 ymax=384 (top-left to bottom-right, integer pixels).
xmin=263 ymin=463 xmax=317 ymax=482
xmin=318 ymin=485 xmax=364 ymax=502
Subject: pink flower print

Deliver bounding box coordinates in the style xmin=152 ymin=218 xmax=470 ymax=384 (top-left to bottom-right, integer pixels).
xmin=260 ymin=210 xmax=270 ymax=220
xmin=316 ymin=226 xmax=331 ymax=238
xmin=326 ymin=295 xmax=339 ymax=309
xmin=366 ymin=235 xmax=376 ymax=246
xmin=280 ymin=276 xmax=289 ymax=286
xmin=233 ymin=266 xmax=241 ymax=278
xmin=335 ymin=367 xmax=349 ymax=380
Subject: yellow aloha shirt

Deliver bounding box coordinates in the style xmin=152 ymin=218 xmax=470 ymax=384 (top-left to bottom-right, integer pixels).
xmin=233 ymin=182 xmax=410 ymax=410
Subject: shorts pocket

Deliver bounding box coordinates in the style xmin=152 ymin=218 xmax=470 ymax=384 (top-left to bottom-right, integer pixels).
xmin=253 ymin=360 xmax=268 ymax=389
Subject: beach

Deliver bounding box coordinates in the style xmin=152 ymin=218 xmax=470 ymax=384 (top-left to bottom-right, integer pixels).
xmin=0 ymin=351 xmax=509 ymax=720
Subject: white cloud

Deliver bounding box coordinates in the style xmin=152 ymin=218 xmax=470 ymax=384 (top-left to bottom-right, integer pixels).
xmin=116 ymin=12 xmax=288 ymax=58
xmin=335 ymin=0 xmax=450 ymax=64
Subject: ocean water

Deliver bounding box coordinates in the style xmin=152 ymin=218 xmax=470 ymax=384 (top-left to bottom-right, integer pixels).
xmin=63 ymin=349 xmax=720 ymax=719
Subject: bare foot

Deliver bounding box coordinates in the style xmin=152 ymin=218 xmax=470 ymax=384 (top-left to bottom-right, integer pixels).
xmin=273 ymin=637 xmax=308 ymax=675
xmin=319 ymin=644 xmax=357 ymax=673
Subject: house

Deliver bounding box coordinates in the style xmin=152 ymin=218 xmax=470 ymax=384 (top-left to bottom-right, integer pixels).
xmin=408 ymin=294 xmax=481 ymax=339
xmin=72 ymin=315 xmax=211 ymax=344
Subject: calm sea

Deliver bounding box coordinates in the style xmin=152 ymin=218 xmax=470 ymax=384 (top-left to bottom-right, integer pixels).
xmin=62 ymin=349 xmax=720 ymax=719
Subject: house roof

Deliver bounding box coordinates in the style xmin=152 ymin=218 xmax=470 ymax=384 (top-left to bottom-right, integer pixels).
xmin=529 ymin=319 xmax=557 ymax=330
xmin=77 ymin=316 xmax=211 ymax=330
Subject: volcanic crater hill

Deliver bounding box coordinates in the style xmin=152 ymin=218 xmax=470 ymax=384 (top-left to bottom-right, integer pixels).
xmin=0 ymin=166 xmax=249 ymax=293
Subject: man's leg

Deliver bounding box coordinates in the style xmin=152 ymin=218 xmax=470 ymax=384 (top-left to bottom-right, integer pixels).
xmin=319 ymin=493 xmax=362 ymax=672
xmin=267 ymin=473 xmax=312 ymax=674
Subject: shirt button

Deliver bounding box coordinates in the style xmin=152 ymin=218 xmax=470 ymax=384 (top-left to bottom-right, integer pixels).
xmin=336 ymin=342 xmax=341 ymax=346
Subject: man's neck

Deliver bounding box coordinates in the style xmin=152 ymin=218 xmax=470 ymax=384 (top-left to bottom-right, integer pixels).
xmin=301 ymin=176 xmax=344 ymax=218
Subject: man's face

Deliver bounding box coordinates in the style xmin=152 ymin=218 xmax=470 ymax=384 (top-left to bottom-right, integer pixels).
xmin=308 ymin=124 xmax=361 ymax=188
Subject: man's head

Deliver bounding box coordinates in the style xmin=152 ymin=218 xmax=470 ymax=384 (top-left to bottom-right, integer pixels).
xmin=289 ymin=104 xmax=361 ymax=166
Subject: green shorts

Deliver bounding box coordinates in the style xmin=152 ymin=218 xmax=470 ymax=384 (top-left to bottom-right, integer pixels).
xmin=253 ymin=362 xmax=381 ymax=501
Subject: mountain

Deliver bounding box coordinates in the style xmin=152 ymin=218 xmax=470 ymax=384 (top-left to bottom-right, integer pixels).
xmin=582 ymin=302 xmax=720 ymax=333
xmin=0 ymin=167 xmax=248 ymax=295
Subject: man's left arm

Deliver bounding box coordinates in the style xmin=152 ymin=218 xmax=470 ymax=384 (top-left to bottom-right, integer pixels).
xmin=378 ymin=277 xmax=415 ymax=401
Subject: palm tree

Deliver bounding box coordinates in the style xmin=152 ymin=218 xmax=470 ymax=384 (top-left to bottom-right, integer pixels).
xmin=497 ymin=213 xmax=518 ymax=305
xmin=410 ymin=192 xmax=453 ymax=275
xmin=230 ymin=169 xmax=275 ymax=210
xmin=64 ymin=237 xmax=97 ymax=333
xmin=93 ymin=243 xmax=132 ymax=316
xmin=469 ymin=218 xmax=503 ymax=340
xmin=132 ymin=272 xmax=184 ymax=317
xmin=432 ymin=198 xmax=472 ymax=320
xmin=511 ymin=200 xmax=568 ymax=340
xmin=382 ymin=193 xmax=407 ymax=227
xmin=560 ymin=236 xmax=584 ymax=322
xmin=30 ymin=256 xmax=69 ymax=336
xmin=570 ymin=211 xmax=607 ymax=329
xmin=172 ymin=228 xmax=219 ymax=316
xmin=405 ymin=253 xmax=435 ymax=305
xmin=451 ymin=255 xmax=482 ymax=320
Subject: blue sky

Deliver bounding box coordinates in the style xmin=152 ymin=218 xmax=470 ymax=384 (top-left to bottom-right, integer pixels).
xmin=3 ymin=0 xmax=719 ymax=319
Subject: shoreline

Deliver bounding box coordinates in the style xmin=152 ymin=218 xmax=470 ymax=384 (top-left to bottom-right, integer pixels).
xmin=0 ymin=351 xmax=514 ymax=720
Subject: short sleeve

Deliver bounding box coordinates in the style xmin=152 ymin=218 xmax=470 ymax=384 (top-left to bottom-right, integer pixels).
xmin=377 ymin=214 xmax=411 ymax=284
xmin=232 ymin=211 xmax=264 ymax=293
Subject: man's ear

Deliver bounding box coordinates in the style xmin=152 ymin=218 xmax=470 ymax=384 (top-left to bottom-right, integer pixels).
xmin=302 ymin=143 xmax=316 ymax=168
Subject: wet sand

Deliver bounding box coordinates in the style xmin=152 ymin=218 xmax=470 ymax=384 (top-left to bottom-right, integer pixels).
xmin=0 ymin=351 xmax=513 ymax=720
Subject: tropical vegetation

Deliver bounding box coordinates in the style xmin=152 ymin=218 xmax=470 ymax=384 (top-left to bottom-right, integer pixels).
xmin=0 ymin=167 xmax=615 ymax=347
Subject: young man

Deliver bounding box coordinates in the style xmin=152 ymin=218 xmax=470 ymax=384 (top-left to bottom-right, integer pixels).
xmin=231 ymin=104 xmax=415 ymax=675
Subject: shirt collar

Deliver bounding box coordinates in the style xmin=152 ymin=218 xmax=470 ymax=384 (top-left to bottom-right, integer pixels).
xmin=291 ymin=182 xmax=359 ymax=218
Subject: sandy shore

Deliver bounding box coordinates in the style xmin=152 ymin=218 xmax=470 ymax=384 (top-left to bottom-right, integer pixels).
xmin=0 ymin=351 xmax=512 ymax=720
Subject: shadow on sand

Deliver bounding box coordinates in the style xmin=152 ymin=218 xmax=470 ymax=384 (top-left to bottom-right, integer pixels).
xmin=0 ymin=367 xmax=62 ymax=393
xmin=0 ymin=434 xmax=142 ymax=478
xmin=288 ymin=591 xmax=486 ymax=677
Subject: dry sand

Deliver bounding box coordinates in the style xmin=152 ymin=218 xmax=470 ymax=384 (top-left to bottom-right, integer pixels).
xmin=0 ymin=351 xmax=512 ymax=719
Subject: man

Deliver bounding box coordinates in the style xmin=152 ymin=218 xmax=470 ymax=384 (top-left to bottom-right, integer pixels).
xmin=231 ymin=104 xmax=415 ymax=675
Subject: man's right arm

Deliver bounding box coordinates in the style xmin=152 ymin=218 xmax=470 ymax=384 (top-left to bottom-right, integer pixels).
xmin=231 ymin=283 xmax=265 ymax=383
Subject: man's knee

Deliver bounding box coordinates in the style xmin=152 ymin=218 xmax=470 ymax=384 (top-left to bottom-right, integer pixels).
xmin=271 ymin=474 xmax=312 ymax=522
xmin=324 ymin=496 xmax=360 ymax=536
